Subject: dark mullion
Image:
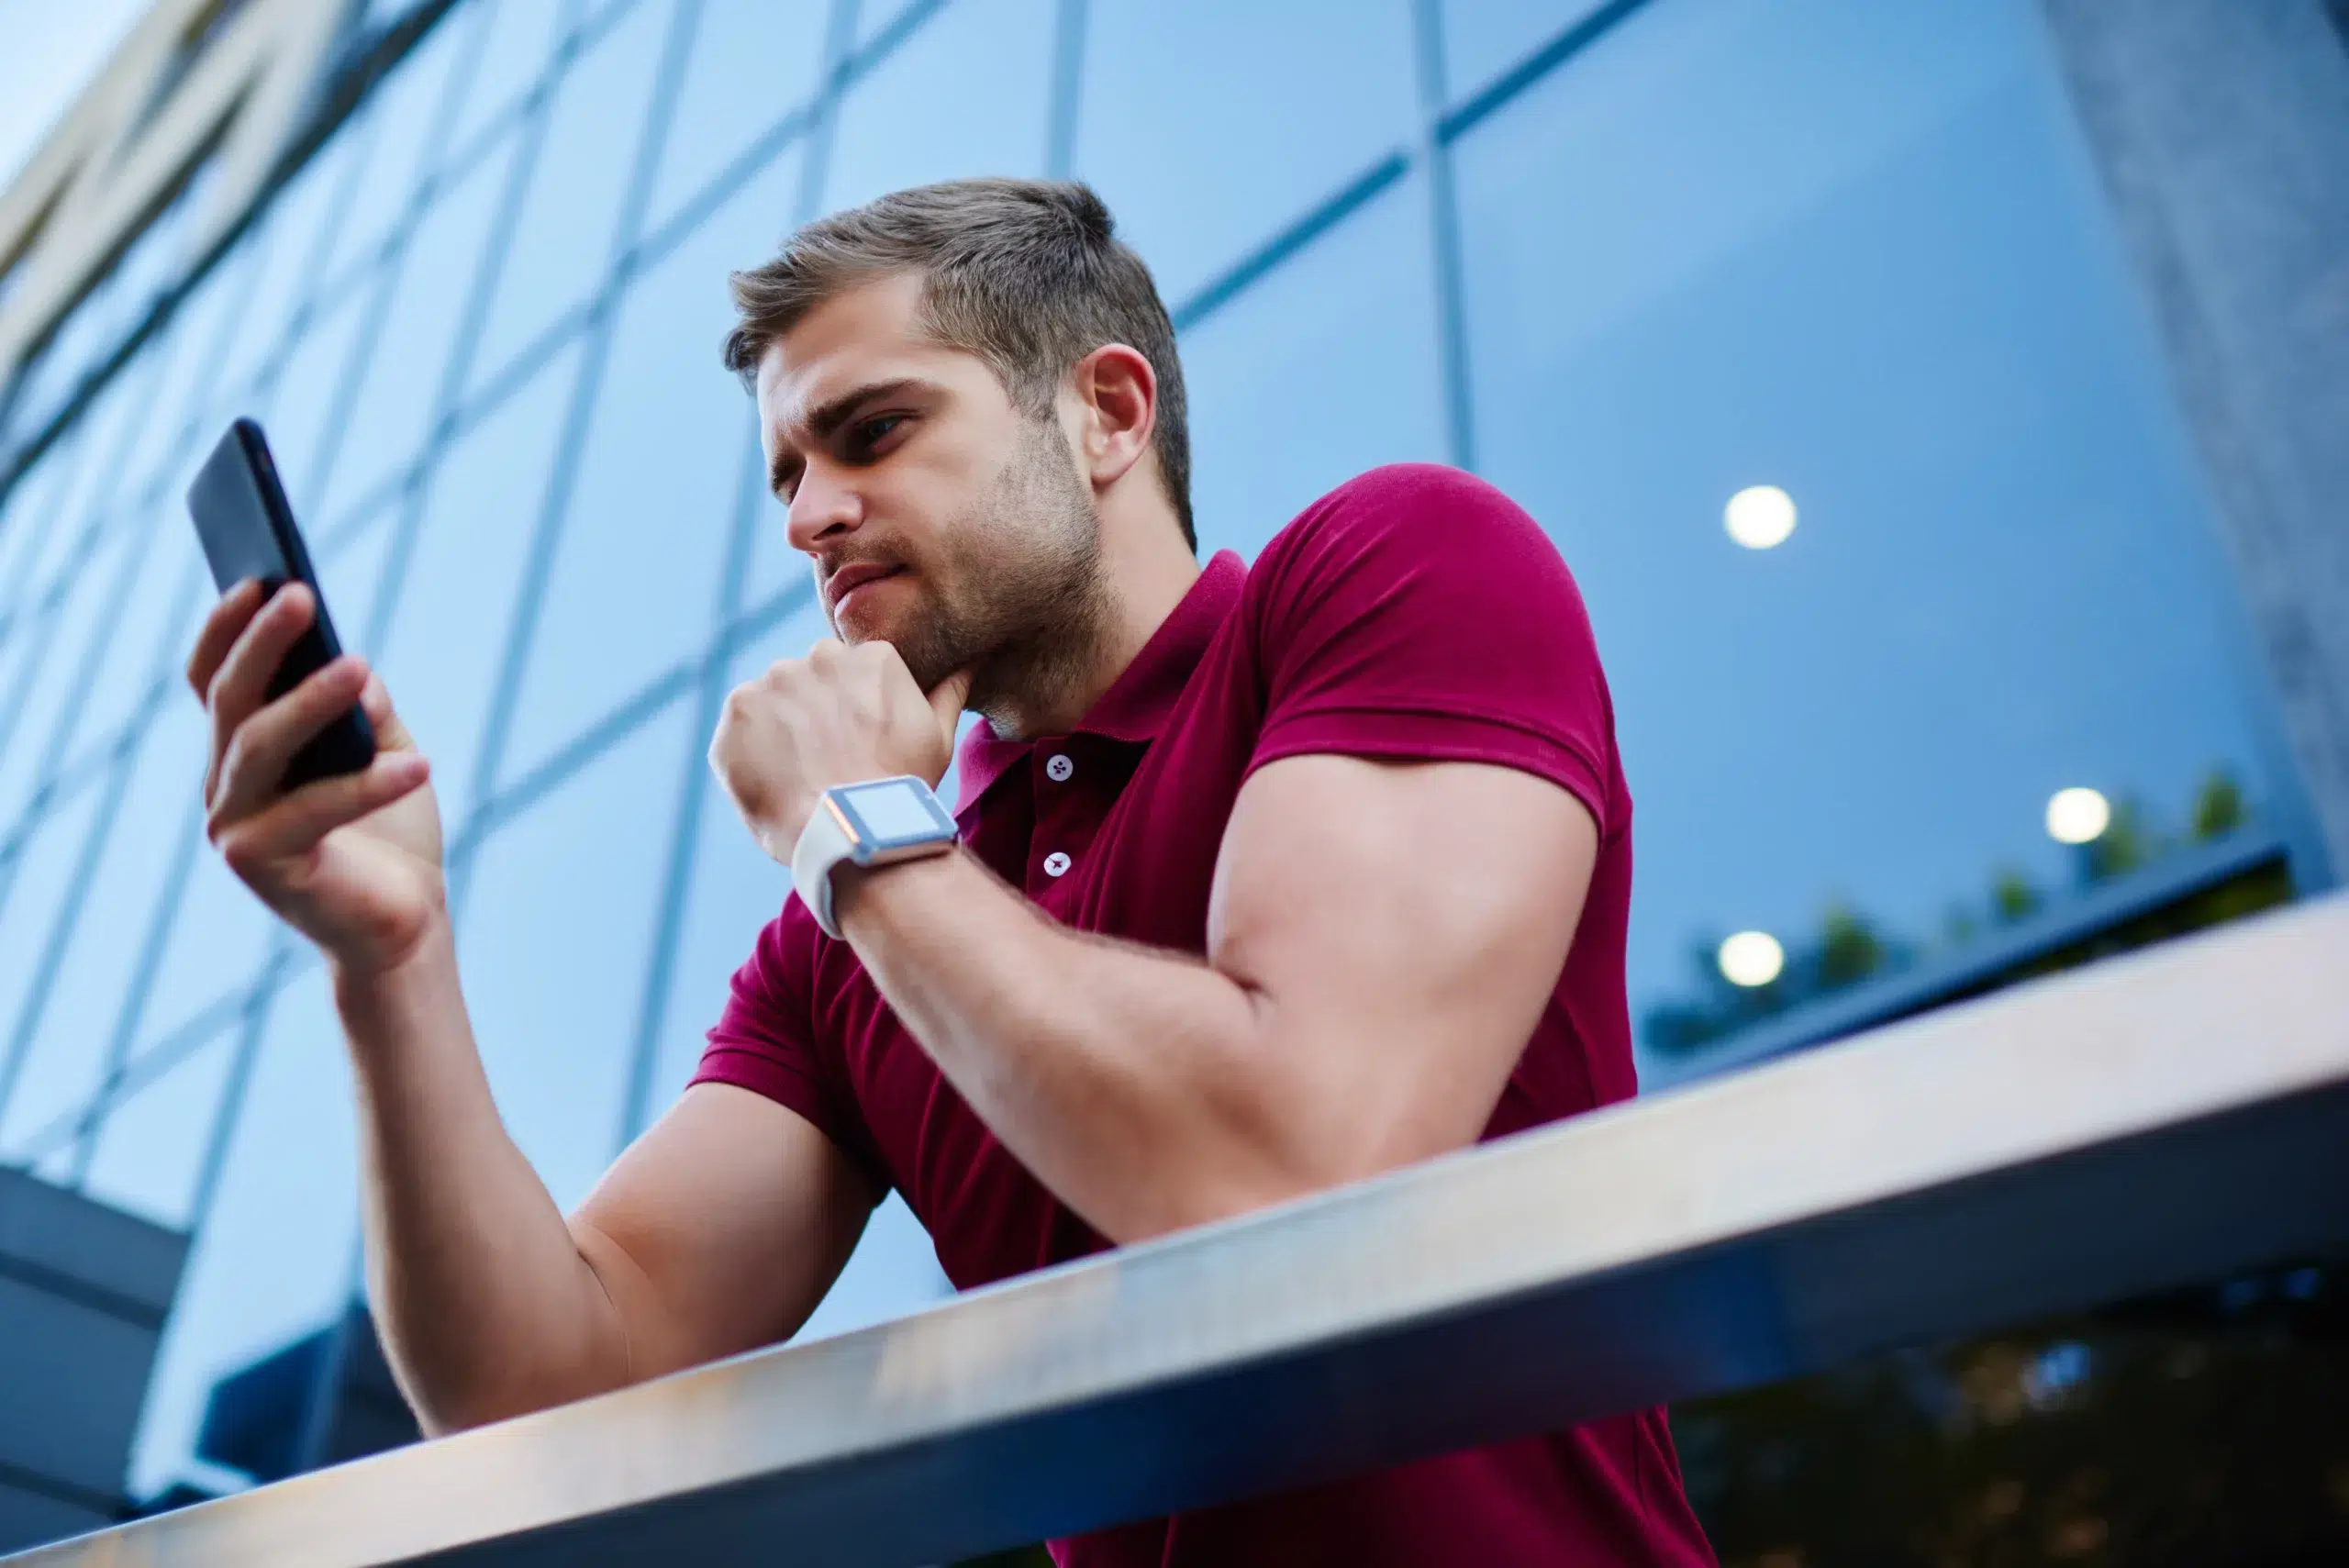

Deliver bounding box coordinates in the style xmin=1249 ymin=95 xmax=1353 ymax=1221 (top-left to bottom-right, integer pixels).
xmin=1044 ymin=0 xmax=1088 ymax=180
xmin=1409 ymin=0 xmax=1477 ymax=473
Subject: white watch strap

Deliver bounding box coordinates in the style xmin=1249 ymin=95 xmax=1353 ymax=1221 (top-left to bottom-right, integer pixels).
xmin=791 ymin=798 xmax=856 ymax=939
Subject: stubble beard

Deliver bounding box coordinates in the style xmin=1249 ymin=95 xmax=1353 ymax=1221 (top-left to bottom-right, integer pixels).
xmin=883 ymin=416 xmax=1114 ymax=736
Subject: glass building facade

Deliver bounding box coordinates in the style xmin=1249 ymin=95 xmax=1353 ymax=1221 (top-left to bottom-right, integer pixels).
xmin=0 ymin=0 xmax=2326 ymax=1510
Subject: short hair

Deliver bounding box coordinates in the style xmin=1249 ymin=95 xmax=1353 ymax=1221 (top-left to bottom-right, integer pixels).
xmin=722 ymin=178 xmax=1194 ymax=551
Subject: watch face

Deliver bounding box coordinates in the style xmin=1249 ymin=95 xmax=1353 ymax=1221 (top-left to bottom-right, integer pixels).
xmin=834 ymin=777 xmax=957 ymax=853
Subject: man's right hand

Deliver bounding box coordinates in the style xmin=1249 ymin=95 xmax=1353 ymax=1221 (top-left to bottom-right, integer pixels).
xmin=188 ymin=578 xmax=444 ymax=978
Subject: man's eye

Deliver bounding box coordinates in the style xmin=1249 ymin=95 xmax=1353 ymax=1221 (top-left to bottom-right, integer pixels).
xmin=849 ymin=415 xmax=906 ymax=457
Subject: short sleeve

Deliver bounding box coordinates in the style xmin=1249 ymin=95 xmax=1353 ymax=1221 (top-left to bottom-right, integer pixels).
xmin=1244 ymin=463 xmax=1620 ymax=837
xmin=688 ymin=905 xmax=882 ymax=1183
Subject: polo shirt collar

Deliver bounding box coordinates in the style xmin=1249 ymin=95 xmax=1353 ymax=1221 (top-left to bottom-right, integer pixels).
xmin=953 ymin=550 xmax=1245 ymax=814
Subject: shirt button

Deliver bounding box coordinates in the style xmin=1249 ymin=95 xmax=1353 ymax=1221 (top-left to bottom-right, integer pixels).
xmin=1045 ymin=753 xmax=1074 ymax=782
xmin=1042 ymin=851 xmax=1072 ymax=877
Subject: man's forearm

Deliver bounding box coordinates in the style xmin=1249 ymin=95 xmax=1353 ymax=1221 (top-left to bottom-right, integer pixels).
xmin=836 ymin=851 xmax=1315 ymax=1242
xmin=333 ymin=918 xmax=632 ymax=1431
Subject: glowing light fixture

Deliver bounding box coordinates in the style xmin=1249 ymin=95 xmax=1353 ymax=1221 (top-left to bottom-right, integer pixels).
xmin=1724 ymin=484 xmax=1797 ymax=550
xmin=1718 ymin=930 xmax=1786 ymax=988
xmin=2045 ymin=787 xmax=2111 ymax=845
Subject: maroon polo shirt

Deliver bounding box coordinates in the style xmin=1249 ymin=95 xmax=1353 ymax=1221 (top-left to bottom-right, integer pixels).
xmin=692 ymin=464 xmax=1716 ymax=1566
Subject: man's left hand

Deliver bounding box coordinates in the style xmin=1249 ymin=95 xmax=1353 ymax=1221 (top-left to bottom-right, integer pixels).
xmin=708 ymin=639 xmax=971 ymax=864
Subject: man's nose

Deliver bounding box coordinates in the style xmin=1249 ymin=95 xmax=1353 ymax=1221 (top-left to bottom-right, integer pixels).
xmin=785 ymin=470 xmax=862 ymax=554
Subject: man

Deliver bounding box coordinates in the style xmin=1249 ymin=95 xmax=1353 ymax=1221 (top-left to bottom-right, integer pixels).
xmin=187 ymin=177 xmax=1714 ymax=1565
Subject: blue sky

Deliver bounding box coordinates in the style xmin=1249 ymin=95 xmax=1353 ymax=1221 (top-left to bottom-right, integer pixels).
xmin=0 ymin=0 xmax=153 ymax=193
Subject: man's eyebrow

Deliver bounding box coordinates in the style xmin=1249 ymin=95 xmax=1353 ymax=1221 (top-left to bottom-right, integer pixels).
xmin=768 ymin=377 xmax=926 ymax=497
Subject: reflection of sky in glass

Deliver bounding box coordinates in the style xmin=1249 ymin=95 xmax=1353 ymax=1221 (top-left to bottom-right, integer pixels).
xmin=0 ymin=0 xmax=2300 ymax=1501
xmin=1074 ymin=0 xmax=1418 ymax=306
xmin=1453 ymin=0 xmax=2269 ymax=1023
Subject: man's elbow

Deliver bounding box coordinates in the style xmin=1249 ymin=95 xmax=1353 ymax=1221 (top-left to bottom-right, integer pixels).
xmin=406 ymin=1355 xmax=631 ymax=1438
xmin=378 ymin=1290 xmax=637 ymax=1437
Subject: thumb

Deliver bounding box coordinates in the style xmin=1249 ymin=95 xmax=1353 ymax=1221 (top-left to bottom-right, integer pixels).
xmin=928 ymin=668 xmax=974 ymax=750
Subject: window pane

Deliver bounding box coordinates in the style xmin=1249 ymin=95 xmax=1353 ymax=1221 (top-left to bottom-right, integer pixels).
xmin=117 ymin=247 xmax=262 ymax=513
xmin=314 ymin=130 xmax=523 ymax=532
xmin=377 ymin=342 xmax=587 ymax=829
xmin=317 ymin=11 xmax=478 ymax=288
xmin=124 ymin=967 xmax=362 ymax=1496
xmin=249 ymin=285 xmax=376 ymax=520
xmin=7 ymin=431 xmax=99 ymax=606
xmin=28 ymin=362 xmax=151 ymax=593
xmin=0 ymin=433 xmax=82 ymax=616
xmin=0 ymin=785 xmax=104 ymax=1106
xmin=820 ymin=0 xmax=1055 ymax=214
xmin=309 ymin=509 xmax=397 ymax=666
xmin=215 ymin=127 xmax=370 ymax=405
xmin=0 ymin=640 xmax=39 ymax=794
xmin=1180 ymin=176 xmax=1448 ymax=562
xmin=641 ymin=0 xmax=828 ymax=235
xmin=456 ymin=695 xmax=693 ymax=1209
xmin=82 ymin=1023 xmax=239 ymax=1229
xmin=0 ymin=698 xmax=207 ymax=1153
xmin=498 ymin=148 xmax=798 ymax=781
xmin=1452 ymin=0 xmax=2277 ymax=1053
xmin=132 ymin=821 xmax=275 ymax=1062
xmin=56 ymin=518 xmax=203 ymax=769
xmin=0 ymin=528 xmax=138 ymax=826
xmin=466 ymin=0 xmax=674 ymax=393
xmin=1074 ymin=0 xmax=1418 ymax=307
xmin=1439 ymin=0 xmax=1612 ymax=104
xmin=855 ymin=0 xmax=919 ymax=49
xmin=441 ymin=0 xmax=568 ymax=163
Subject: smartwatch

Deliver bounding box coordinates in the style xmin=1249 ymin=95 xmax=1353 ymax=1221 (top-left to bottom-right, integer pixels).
xmin=791 ymin=775 xmax=960 ymax=938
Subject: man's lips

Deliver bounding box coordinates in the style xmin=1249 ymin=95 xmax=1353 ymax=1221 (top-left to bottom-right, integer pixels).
xmin=826 ymin=562 xmax=904 ymax=615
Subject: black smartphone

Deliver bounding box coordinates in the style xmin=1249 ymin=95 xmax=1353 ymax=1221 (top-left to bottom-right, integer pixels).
xmin=186 ymin=418 xmax=376 ymax=791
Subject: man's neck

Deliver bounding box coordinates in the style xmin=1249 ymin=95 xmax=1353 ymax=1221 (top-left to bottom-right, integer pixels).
xmin=982 ymin=496 xmax=1201 ymax=741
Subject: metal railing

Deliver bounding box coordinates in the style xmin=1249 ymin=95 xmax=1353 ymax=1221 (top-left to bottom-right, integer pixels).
xmin=13 ymin=895 xmax=2347 ymax=1566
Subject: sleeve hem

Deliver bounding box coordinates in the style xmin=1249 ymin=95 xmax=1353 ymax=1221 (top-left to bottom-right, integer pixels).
xmin=1249 ymin=705 xmax=1613 ymax=837
xmin=689 ymin=1045 xmax=887 ymax=1189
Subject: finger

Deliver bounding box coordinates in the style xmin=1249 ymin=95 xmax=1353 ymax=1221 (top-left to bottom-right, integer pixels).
xmin=216 ymin=751 xmax=431 ymax=872
xmin=357 ymin=669 xmax=417 ymax=753
xmin=211 ymin=653 xmax=369 ymax=824
xmin=928 ymin=667 xmax=974 ymax=749
xmin=185 ymin=578 xmax=265 ymax=699
xmin=205 ymin=583 xmax=316 ymax=790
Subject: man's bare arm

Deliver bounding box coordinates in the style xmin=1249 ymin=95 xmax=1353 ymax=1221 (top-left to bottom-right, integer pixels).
xmin=339 ymin=923 xmax=878 ymax=1434
xmin=835 ymin=752 xmax=1598 ymax=1243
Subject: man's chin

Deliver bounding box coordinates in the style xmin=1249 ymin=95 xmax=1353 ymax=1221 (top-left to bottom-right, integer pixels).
xmin=835 ymin=621 xmax=955 ymax=692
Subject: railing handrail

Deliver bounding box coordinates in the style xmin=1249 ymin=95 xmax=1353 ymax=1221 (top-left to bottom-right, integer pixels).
xmin=15 ymin=895 xmax=2349 ymax=1566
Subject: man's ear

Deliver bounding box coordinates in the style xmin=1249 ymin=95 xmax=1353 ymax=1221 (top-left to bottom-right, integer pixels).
xmin=1068 ymin=343 xmax=1156 ymax=491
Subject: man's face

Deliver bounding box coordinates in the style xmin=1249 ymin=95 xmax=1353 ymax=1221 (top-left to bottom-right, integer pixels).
xmin=755 ymin=272 xmax=1103 ymax=699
